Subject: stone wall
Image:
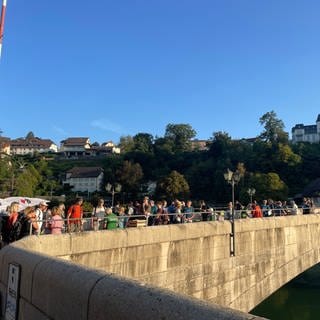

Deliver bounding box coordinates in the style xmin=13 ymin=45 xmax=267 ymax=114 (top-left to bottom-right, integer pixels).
xmin=2 ymin=214 xmax=320 ymax=319
xmin=0 ymin=246 xmax=264 ymax=320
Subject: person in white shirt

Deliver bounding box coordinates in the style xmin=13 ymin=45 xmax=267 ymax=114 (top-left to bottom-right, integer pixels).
xmin=290 ymin=200 xmax=298 ymax=215
xmin=35 ymin=201 xmax=49 ymax=234
xmin=92 ymin=198 xmax=106 ymax=230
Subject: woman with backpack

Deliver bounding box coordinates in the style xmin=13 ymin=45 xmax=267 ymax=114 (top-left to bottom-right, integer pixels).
xmin=2 ymin=202 xmax=20 ymax=244
xmin=20 ymin=206 xmax=39 ymax=238
xmin=8 ymin=206 xmax=39 ymax=242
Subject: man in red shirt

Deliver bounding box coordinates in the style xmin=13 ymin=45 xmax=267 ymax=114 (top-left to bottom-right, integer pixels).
xmin=67 ymin=197 xmax=83 ymax=232
xmin=252 ymin=202 xmax=263 ymax=218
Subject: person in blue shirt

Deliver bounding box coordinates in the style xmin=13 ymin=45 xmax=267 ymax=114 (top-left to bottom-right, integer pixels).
xmin=183 ymin=200 xmax=195 ymax=223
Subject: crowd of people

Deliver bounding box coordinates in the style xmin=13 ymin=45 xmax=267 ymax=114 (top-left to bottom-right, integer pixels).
xmin=0 ymin=195 xmax=315 ymax=246
xmin=229 ymin=197 xmax=314 ymax=218
xmin=0 ymin=200 xmax=65 ymax=245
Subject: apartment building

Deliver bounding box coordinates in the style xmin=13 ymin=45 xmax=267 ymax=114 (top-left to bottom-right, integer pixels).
xmin=10 ymin=138 xmax=58 ymax=155
xmin=292 ymin=114 xmax=320 ymax=143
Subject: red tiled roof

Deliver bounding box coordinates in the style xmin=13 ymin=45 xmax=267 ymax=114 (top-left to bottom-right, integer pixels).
xmin=10 ymin=138 xmax=55 ymax=148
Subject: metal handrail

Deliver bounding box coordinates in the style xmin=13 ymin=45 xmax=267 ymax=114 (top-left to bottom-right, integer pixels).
xmin=0 ymin=205 xmax=311 ymax=238
xmin=33 ymin=207 xmax=307 ymax=231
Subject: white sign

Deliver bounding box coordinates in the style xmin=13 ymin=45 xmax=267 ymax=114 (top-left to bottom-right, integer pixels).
xmin=5 ymin=263 xmax=20 ymax=320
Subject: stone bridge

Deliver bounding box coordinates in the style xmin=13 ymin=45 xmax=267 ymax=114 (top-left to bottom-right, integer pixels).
xmin=1 ymin=214 xmax=320 ymax=319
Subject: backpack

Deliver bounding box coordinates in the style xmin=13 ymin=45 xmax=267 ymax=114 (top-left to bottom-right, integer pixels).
xmin=0 ymin=215 xmax=10 ymax=243
xmin=8 ymin=213 xmax=25 ymax=243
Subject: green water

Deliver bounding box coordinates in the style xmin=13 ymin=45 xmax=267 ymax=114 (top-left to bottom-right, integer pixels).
xmin=251 ymin=268 xmax=320 ymax=320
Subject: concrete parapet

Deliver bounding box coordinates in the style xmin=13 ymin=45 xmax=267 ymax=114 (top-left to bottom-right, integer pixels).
xmin=0 ymin=246 xmax=47 ymax=301
xmin=0 ymin=246 xmax=266 ymax=320
xmin=88 ymin=274 xmax=263 ymax=320
xmin=2 ymin=215 xmax=320 ymax=318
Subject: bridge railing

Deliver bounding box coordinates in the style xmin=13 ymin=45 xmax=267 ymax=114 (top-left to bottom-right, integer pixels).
xmin=0 ymin=206 xmax=317 ymax=245
xmin=28 ymin=206 xmax=315 ymax=234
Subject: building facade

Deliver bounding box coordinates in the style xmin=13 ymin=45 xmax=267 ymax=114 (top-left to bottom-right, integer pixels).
xmin=292 ymin=114 xmax=320 ymax=143
xmin=190 ymin=139 xmax=209 ymax=151
xmin=60 ymin=137 xmax=91 ymax=157
xmin=0 ymin=137 xmax=11 ymax=156
xmin=63 ymin=167 xmax=104 ymax=192
xmin=10 ymin=138 xmax=58 ymax=155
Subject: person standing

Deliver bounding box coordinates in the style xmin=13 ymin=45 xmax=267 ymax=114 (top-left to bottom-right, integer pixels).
xmin=105 ymin=207 xmax=118 ymax=230
xmin=153 ymin=201 xmax=169 ymax=225
xmin=58 ymin=202 xmax=66 ymax=219
xmin=199 ymin=200 xmax=209 ymax=221
xmin=92 ymin=198 xmax=106 ymax=230
xmin=252 ymin=203 xmax=263 ymax=218
xmin=175 ymin=200 xmax=183 ymax=223
xmin=7 ymin=202 xmax=20 ymax=230
xmin=127 ymin=201 xmax=135 ymax=217
xmin=261 ymin=200 xmax=270 ymax=217
xmin=67 ymin=197 xmax=83 ymax=232
xmin=183 ymin=200 xmax=195 ymax=223
xmin=302 ymin=197 xmax=311 ymax=214
xmin=117 ymin=206 xmax=128 ymax=229
xmin=225 ymin=202 xmax=233 ymax=220
xmin=2 ymin=202 xmax=20 ymax=244
xmin=16 ymin=206 xmax=39 ymax=240
xmin=49 ymin=206 xmax=64 ymax=235
xmin=289 ymin=200 xmax=298 ymax=215
xmin=35 ymin=201 xmax=49 ymax=235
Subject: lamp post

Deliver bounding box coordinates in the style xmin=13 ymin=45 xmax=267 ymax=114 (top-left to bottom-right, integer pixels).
xmin=224 ymin=168 xmax=241 ymax=256
xmin=247 ymin=188 xmax=256 ymax=204
xmin=105 ymin=183 xmax=122 ymax=208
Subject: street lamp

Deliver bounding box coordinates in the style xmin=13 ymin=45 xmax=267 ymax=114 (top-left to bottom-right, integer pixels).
xmin=224 ymin=168 xmax=241 ymax=256
xmin=105 ymin=183 xmax=122 ymax=208
xmin=247 ymin=188 xmax=256 ymax=204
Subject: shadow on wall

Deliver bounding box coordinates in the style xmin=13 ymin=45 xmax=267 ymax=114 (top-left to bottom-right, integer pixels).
xmin=0 ymin=244 xmax=265 ymax=320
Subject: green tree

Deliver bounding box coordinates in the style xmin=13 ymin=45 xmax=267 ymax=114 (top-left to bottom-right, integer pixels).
xmin=275 ymin=143 xmax=301 ymax=166
xmin=156 ymin=170 xmax=190 ymax=201
xmin=133 ymin=133 xmax=154 ymax=153
xmin=208 ymin=131 xmax=232 ymax=158
xmin=247 ymin=172 xmax=289 ymax=201
xmin=118 ymin=135 xmax=135 ymax=153
xmin=154 ymin=136 xmax=175 ymax=155
xmin=25 ymin=131 xmax=35 ymax=140
xmin=117 ymin=160 xmax=144 ymax=193
xmin=14 ymin=165 xmax=41 ymax=196
xmin=0 ymin=158 xmax=11 ymax=195
xmin=186 ymin=160 xmax=214 ymax=200
xmin=259 ymin=111 xmax=288 ymax=144
xmin=164 ymin=124 xmax=196 ymax=153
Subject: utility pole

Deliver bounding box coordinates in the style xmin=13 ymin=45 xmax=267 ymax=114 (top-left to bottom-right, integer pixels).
xmin=0 ymin=0 xmax=8 ymax=59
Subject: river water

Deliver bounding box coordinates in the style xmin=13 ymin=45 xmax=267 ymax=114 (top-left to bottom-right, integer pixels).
xmin=251 ymin=265 xmax=320 ymax=320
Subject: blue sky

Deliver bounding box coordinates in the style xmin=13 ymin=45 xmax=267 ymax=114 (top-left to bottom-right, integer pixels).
xmin=1 ymin=0 xmax=320 ymax=145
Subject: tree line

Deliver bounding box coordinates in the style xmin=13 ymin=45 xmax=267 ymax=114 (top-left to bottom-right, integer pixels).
xmin=1 ymin=111 xmax=319 ymax=205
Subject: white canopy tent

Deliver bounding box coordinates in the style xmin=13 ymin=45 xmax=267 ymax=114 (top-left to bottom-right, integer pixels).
xmin=0 ymin=197 xmax=50 ymax=214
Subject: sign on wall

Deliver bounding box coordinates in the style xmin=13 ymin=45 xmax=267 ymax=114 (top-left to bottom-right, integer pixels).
xmin=5 ymin=263 xmax=21 ymax=320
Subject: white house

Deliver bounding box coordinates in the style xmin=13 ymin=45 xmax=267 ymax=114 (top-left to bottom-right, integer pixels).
xmin=292 ymin=114 xmax=320 ymax=143
xmin=60 ymin=137 xmax=91 ymax=157
xmin=10 ymin=138 xmax=58 ymax=155
xmin=63 ymin=167 xmax=104 ymax=192
xmin=100 ymin=141 xmax=121 ymax=154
